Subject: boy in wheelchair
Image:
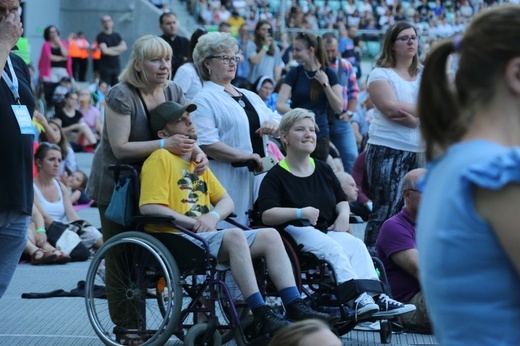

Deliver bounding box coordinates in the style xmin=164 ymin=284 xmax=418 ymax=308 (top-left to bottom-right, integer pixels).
xmin=256 ymin=108 xmax=416 ymax=321
xmin=139 ymin=101 xmax=337 ymax=337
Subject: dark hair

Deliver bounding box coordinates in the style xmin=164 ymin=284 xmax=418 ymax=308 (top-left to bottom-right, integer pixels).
xmin=75 ymin=170 xmax=89 ymax=190
xmin=34 ymin=142 xmax=62 ymax=169
xmin=40 ymin=120 xmax=70 ymax=160
xmin=187 ymin=28 xmax=208 ymax=63
xmin=159 ymin=11 xmax=177 ymax=25
xmin=294 ymin=31 xmax=329 ymax=102
xmin=321 ymin=31 xmax=337 ymax=43
xmin=419 ymin=5 xmax=520 ymax=161
xmin=64 ymin=91 xmax=77 ymax=100
xmin=254 ymin=20 xmax=274 ymax=56
xmin=43 ymin=25 xmax=59 ymax=41
xmin=376 ymin=22 xmax=420 ymax=77
xmin=218 ymin=22 xmax=231 ymax=31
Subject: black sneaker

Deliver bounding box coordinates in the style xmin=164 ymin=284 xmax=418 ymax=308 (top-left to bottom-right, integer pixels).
xmin=285 ymin=298 xmax=340 ymax=325
xmin=352 ymin=292 xmax=379 ymax=320
xmin=252 ymin=305 xmax=290 ymax=337
xmin=372 ymin=294 xmax=416 ymax=317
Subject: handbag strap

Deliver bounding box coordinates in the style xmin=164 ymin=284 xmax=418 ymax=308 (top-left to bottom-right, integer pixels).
xmin=136 ymin=88 xmax=154 ymax=138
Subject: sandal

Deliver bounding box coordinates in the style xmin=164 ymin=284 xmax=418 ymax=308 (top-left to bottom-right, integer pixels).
xmin=31 ymin=249 xmax=58 ymax=265
xmin=51 ymin=250 xmax=71 ymax=265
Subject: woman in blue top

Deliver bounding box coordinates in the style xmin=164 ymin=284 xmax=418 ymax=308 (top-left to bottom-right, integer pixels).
xmin=417 ymin=6 xmax=520 ymax=345
xmin=276 ymin=31 xmax=343 ymax=161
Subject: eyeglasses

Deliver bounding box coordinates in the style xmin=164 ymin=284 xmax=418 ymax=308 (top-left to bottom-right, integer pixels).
xmin=39 ymin=142 xmax=61 ymax=151
xmin=395 ymin=35 xmax=419 ymax=43
xmin=208 ymin=55 xmax=241 ymax=64
xmin=407 ymin=188 xmax=422 ymax=194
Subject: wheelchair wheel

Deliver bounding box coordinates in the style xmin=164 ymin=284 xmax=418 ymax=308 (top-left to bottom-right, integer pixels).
xmin=184 ymin=323 xmax=222 ymax=346
xmin=85 ymin=232 xmax=183 ymax=346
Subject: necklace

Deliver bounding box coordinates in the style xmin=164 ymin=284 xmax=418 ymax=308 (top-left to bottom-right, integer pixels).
xmin=303 ymin=68 xmax=317 ymax=80
xmin=224 ymin=88 xmax=246 ymax=107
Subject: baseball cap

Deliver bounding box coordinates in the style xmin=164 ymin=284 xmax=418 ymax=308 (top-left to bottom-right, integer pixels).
xmin=150 ymin=101 xmax=197 ymax=135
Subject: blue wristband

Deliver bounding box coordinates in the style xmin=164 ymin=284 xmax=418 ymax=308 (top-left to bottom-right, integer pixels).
xmin=296 ymin=208 xmax=302 ymax=220
xmin=160 ymin=138 xmax=165 ymax=149
xmin=209 ymin=211 xmax=221 ymax=222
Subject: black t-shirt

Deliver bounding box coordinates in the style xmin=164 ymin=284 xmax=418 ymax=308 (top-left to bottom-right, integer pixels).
xmin=51 ymin=46 xmax=66 ymax=68
xmin=257 ymin=160 xmax=347 ymax=232
xmin=161 ymin=34 xmax=189 ymax=78
xmin=54 ymin=109 xmax=83 ymax=130
xmin=0 ymin=53 xmax=35 ymax=215
xmin=96 ymin=31 xmax=123 ymax=70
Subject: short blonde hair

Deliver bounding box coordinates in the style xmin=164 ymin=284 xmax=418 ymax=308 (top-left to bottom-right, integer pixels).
xmin=279 ymin=108 xmax=316 ymax=134
xmin=193 ymin=32 xmax=238 ymax=81
xmin=119 ymin=35 xmax=172 ymax=89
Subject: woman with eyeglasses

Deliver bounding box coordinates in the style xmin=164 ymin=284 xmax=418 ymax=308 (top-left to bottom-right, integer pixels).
xmin=363 ymin=22 xmax=425 ymax=254
xmin=191 ymin=32 xmax=281 ymax=225
xmin=276 ymin=31 xmax=344 ymax=162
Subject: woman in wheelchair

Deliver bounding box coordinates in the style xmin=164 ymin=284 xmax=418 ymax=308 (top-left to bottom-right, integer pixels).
xmin=139 ymin=101 xmax=337 ymax=338
xmin=257 ymin=108 xmax=415 ymax=320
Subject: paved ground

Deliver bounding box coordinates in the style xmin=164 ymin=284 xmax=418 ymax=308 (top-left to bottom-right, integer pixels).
xmin=0 ymin=154 xmax=438 ymax=345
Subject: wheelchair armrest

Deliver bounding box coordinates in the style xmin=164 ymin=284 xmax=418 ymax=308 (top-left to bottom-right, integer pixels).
xmin=349 ymin=214 xmax=364 ymax=224
xmin=132 ymin=215 xmax=175 ymax=225
xmin=231 ymin=160 xmax=258 ymax=172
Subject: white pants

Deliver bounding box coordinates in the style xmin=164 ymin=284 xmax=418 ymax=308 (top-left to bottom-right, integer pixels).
xmin=284 ymin=226 xmax=378 ymax=284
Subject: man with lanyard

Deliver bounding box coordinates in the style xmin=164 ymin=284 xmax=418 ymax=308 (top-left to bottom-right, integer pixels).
xmin=0 ymin=0 xmax=35 ymax=298
xmin=323 ymin=32 xmax=360 ymax=173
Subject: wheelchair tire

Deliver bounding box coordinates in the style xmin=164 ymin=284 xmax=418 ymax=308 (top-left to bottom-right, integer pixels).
xmin=85 ymin=232 xmax=183 ymax=346
xmin=184 ymin=323 xmax=222 ymax=346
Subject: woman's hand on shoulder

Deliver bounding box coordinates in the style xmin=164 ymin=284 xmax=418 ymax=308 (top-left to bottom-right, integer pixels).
xmin=164 ymin=134 xmax=196 ymax=156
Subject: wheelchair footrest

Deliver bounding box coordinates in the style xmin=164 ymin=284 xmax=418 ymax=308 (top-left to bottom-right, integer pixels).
xmin=334 ymin=279 xmax=385 ymax=304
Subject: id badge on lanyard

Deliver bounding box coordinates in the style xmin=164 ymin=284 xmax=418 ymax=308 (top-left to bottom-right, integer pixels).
xmin=3 ymin=56 xmax=32 ymax=134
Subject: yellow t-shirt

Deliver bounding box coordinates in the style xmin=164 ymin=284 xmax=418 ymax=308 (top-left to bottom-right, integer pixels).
xmin=139 ymin=149 xmax=227 ymax=233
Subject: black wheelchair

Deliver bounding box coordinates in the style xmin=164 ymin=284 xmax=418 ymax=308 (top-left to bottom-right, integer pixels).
xmin=273 ymin=228 xmax=395 ymax=344
xmin=85 ymin=165 xmax=287 ymax=346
